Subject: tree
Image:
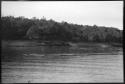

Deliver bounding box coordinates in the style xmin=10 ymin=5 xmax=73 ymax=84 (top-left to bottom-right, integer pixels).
xmin=1 ymin=16 xmax=123 ymax=43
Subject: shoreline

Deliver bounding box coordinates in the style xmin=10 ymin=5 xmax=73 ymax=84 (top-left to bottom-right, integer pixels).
xmin=2 ymin=40 xmax=122 ymax=47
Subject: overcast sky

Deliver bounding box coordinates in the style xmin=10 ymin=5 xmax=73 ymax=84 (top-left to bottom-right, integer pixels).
xmin=1 ymin=1 xmax=123 ymax=30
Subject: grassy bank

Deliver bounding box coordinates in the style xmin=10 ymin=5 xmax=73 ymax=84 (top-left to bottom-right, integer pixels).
xmin=2 ymin=40 xmax=122 ymax=48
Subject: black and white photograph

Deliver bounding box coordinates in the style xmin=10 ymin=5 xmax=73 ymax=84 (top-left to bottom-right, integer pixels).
xmin=1 ymin=1 xmax=123 ymax=83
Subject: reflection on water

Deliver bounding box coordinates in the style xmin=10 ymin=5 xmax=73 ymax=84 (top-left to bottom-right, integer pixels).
xmin=2 ymin=44 xmax=123 ymax=83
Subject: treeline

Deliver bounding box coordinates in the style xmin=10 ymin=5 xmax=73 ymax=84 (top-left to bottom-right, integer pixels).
xmin=1 ymin=16 xmax=123 ymax=43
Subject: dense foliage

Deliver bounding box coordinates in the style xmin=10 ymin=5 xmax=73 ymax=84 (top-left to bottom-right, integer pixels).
xmin=1 ymin=16 xmax=123 ymax=43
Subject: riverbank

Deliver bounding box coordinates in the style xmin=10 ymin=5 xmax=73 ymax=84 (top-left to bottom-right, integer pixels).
xmin=2 ymin=40 xmax=122 ymax=48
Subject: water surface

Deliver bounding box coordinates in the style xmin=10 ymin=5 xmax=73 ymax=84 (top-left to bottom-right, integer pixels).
xmin=2 ymin=41 xmax=123 ymax=83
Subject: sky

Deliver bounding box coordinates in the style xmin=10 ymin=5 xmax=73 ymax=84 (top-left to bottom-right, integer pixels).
xmin=1 ymin=1 xmax=123 ymax=30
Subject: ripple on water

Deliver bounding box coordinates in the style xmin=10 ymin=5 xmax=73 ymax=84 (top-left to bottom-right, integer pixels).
xmin=1 ymin=45 xmax=123 ymax=83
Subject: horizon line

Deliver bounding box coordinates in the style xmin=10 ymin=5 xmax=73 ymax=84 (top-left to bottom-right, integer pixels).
xmin=2 ymin=15 xmax=123 ymax=30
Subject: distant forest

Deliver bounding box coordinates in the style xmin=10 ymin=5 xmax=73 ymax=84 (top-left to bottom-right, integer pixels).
xmin=1 ymin=16 xmax=123 ymax=43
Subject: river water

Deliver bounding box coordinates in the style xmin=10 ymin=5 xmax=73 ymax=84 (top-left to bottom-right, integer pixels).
xmin=1 ymin=42 xmax=123 ymax=83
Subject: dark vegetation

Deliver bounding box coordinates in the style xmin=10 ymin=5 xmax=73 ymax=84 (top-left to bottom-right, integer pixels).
xmin=1 ymin=16 xmax=123 ymax=44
